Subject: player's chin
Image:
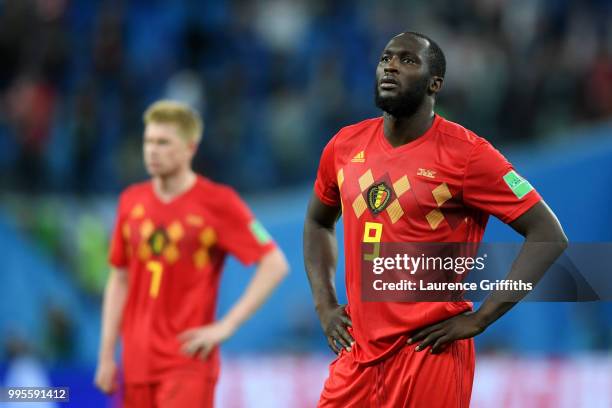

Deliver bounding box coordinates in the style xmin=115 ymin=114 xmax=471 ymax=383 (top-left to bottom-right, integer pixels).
xmin=376 ymin=90 xmax=405 ymax=106
xmin=145 ymin=165 xmax=167 ymax=177
xmin=375 ymin=94 xmax=403 ymax=113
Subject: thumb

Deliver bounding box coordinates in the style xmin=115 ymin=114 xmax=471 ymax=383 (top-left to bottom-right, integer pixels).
xmin=198 ymin=344 xmax=214 ymax=360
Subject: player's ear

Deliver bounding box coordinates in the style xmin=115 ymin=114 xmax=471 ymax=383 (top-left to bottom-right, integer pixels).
xmin=188 ymin=141 xmax=198 ymax=154
xmin=190 ymin=142 xmax=201 ymax=161
xmin=429 ymin=76 xmax=443 ymax=94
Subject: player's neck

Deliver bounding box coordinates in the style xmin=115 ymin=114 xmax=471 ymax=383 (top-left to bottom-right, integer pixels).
xmin=152 ymin=169 xmax=197 ymax=203
xmin=383 ymin=103 xmax=435 ymax=148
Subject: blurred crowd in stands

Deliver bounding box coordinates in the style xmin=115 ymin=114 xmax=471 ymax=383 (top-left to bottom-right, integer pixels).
xmin=0 ymin=0 xmax=610 ymax=193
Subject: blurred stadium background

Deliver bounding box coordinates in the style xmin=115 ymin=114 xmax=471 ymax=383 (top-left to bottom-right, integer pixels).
xmin=0 ymin=0 xmax=611 ymax=406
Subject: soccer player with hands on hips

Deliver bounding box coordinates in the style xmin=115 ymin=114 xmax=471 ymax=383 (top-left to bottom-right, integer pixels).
xmin=304 ymin=32 xmax=567 ymax=407
xmin=94 ymin=100 xmax=289 ymax=408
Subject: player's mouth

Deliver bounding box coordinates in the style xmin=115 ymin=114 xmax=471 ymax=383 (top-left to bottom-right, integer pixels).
xmin=379 ymin=77 xmax=399 ymax=90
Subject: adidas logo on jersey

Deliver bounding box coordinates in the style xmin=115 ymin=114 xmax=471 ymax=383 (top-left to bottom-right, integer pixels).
xmin=351 ymin=151 xmax=365 ymax=163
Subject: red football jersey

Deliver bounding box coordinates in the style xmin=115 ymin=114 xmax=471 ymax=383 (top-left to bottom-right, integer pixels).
xmin=314 ymin=114 xmax=541 ymax=364
xmin=109 ymin=175 xmax=275 ymax=383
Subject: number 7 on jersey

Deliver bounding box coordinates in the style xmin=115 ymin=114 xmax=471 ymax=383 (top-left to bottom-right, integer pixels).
xmin=146 ymin=260 xmax=163 ymax=298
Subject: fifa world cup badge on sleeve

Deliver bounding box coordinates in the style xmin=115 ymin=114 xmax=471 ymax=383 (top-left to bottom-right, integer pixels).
xmin=503 ymin=170 xmax=533 ymax=199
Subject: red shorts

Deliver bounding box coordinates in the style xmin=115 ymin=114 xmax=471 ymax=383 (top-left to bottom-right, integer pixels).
xmin=121 ymin=373 xmax=216 ymax=408
xmin=318 ymin=339 xmax=475 ymax=408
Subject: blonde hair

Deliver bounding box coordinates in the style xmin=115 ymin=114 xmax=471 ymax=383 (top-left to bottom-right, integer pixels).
xmin=143 ymin=100 xmax=203 ymax=143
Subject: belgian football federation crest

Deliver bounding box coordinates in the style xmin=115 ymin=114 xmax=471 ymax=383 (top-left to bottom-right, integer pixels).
xmin=367 ymin=182 xmax=392 ymax=214
xmin=148 ymin=228 xmax=169 ymax=255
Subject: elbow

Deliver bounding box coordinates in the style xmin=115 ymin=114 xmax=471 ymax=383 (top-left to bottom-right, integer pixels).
xmin=550 ymin=223 xmax=569 ymax=251
xmin=557 ymin=231 xmax=569 ymax=251
xmin=532 ymin=228 xmax=568 ymax=253
xmin=548 ymin=232 xmax=569 ymax=256
xmin=264 ymin=248 xmax=290 ymax=281
xmin=277 ymin=254 xmax=290 ymax=280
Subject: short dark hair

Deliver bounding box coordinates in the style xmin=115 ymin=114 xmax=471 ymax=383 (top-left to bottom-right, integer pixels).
xmin=403 ymin=31 xmax=446 ymax=78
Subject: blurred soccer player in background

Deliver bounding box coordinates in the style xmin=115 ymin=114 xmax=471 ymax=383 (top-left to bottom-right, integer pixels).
xmin=94 ymin=100 xmax=289 ymax=407
xmin=304 ymin=32 xmax=568 ymax=407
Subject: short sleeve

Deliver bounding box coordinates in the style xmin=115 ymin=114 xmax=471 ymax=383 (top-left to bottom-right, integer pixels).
xmin=216 ymin=188 xmax=276 ymax=266
xmin=109 ymin=194 xmax=128 ymax=268
xmin=314 ymin=137 xmax=340 ymax=206
xmin=463 ymin=140 xmax=541 ymax=223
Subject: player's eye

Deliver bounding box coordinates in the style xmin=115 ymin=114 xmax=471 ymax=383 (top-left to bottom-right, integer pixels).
xmin=380 ymin=55 xmax=391 ymax=63
xmin=402 ymin=57 xmax=416 ymax=64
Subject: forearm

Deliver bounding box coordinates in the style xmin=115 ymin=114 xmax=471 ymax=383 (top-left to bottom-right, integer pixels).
xmin=303 ymin=219 xmax=340 ymax=311
xmin=220 ymin=248 xmax=288 ymax=331
xmin=408 ymin=229 xmax=568 ymax=353
xmin=474 ymin=233 xmax=568 ymax=329
xmin=98 ymin=268 xmax=128 ymax=360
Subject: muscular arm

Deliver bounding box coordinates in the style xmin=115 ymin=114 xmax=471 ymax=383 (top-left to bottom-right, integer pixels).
xmin=304 ymin=194 xmax=341 ymax=310
xmin=303 ymin=194 xmax=354 ymax=353
xmin=409 ymin=201 xmax=568 ymax=353
xmin=473 ymin=200 xmax=568 ymax=326
xmin=179 ymin=248 xmax=289 ymax=358
xmin=94 ymin=267 xmax=128 ymax=394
